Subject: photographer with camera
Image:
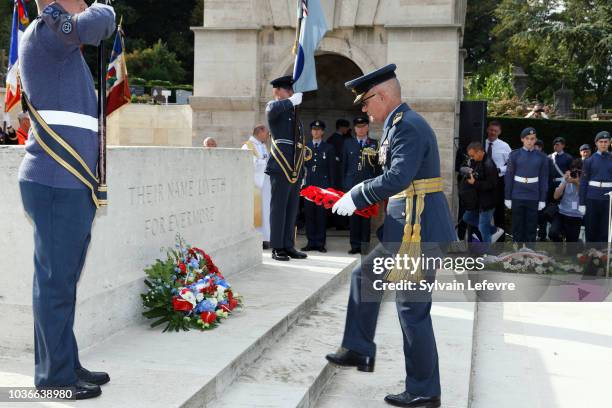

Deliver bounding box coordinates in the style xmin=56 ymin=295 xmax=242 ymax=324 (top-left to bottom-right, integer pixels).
xmin=549 ymin=159 xmax=583 ymax=243
xmin=459 ymin=142 xmax=503 ymax=243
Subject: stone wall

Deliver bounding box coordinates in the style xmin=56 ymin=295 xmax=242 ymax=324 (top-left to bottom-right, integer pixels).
xmin=0 ymin=146 xmax=261 ymax=354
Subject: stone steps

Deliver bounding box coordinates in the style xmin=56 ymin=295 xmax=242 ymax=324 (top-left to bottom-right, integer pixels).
xmin=0 ymin=243 xmax=358 ymax=408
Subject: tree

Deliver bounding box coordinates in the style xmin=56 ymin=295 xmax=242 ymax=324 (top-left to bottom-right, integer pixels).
xmin=493 ymin=0 xmax=612 ymax=106
xmin=126 ymin=40 xmax=186 ymax=83
xmin=463 ymin=0 xmax=502 ymax=74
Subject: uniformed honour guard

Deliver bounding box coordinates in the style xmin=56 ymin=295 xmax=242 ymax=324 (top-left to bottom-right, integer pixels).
xmin=18 ymin=0 xmax=116 ymax=399
xmin=326 ymin=64 xmax=456 ymax=408
xmin=579 ymin=131 xmax=612 ymax=243
xmin=342 ymin=116 xmax=380 ymax=254
xmin=301 ymin=120 xmax=335 ymax=252
xmin=265 ymin=75 xmax=309 ymax=261
xmin=504 ymin=128 xmax=549 ymax=246
xmin=242 ymin=125 xmax=272 ymax=249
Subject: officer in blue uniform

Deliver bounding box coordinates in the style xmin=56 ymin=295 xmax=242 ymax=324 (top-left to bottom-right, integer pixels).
xmin=579 ymin=131 xmax=612 ymax=243
xmin=342 ymin=116 xmax=380 ymax=254
xmin=504 ymin=128 xmax=549 ymax=245
xmin=265 ymin=76 xmax=308 ymax=261
xmin=326 ymin=64 xmax=456 ymax=408
xmin=18 ymin=0 xmax=115 ymax=399
xmin=549 ymin=137 xmax=574 ymax=187
xmin=302 ymin=120 xmax=335 ymax=252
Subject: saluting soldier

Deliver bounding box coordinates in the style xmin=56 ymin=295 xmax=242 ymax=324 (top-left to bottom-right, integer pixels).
xmin=18 ymin=0 xmax=116 ymax=399
xmin=504 ymin=128 xmax=549 ymax=245
xmin=302 ymin=120 xmax=335 ymax=253
xmin=342 ymin=116 xmax=380 ymax=254
xmin=326 ymin=64 xmax=456 ymax=408
xmin=265 ymin=76 xmax=308 ymax=261
xmin=579 ymin=131 xmax=612 ymax=243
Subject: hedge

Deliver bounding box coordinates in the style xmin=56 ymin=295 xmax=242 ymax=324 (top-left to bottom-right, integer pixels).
xmin=488 ymin=116 xmax=612 ymax=154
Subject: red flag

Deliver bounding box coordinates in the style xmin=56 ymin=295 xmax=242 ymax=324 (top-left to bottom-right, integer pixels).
xmin=106 ymin=22 xmax=130 ymax=116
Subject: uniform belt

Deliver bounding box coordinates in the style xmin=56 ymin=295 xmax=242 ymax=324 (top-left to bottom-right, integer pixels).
xmin=38 ymin=110 xmax=98 ymax=132
xmin=386 ymin=177 xmax=444 ymax=283
xmin=514 ymin=176 xmax=539 ymax=183
xmin=554 ymin=177 xmax=564 ymax=182
xmin=589 ymin=181 xmax=612 ymax=188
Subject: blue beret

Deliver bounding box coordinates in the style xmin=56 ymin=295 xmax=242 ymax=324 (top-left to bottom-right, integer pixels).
xmin=310 ymin=120 xmax=326 ymax=129
xmin=270 ymin=75 xmax=294 ymax=89
xmin=579 ymin=144 xmax=591 ymax=151
xmin=345 ymin=64 xmax=397 ymax=104
xmin=520 ymin=127 xmax=537 ymax=138
xmin=553 ymin=137 xmax=566 ymax=145
xmin=595 ymin=131 xmax=610 ymax=142
xmin=353 ymin=116 xmax=369 ymax=125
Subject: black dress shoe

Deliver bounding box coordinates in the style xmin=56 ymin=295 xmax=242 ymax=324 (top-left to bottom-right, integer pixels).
xmin=38 ymin=380 xmax=102 ymax=400
xmin=262 ymin=241 xmax=270 ymax=250
xmin=318 ymin=246 xmax=327 ymax=253
xmin=301 ymin=245 xmax=316 ymax=251
xmin=285 ymin=247 xmax=307 ymax=259
xmin=384 ymin=391 xmax=441 ymax=407
xmin=348 ymin=248 xmax=361 ymax=254
xmin=76 ymin=367 xmax=110 ymax=386
xmin=272 ymin=249 xmax=290 ymax=261
xmin=325 ymin=349 xmax=375 ymax=372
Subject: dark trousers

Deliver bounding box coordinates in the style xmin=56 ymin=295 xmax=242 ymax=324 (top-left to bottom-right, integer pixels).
xmin=349 ymin=214 xmax=371 ymax=251
xmin=341 ymin=243 xmax=441 ymax=397
xmin=537 ymin=210 xmax=548 ymax=240
xmin=549 ymin=213 xmax=582 ymax=243
xmin=493 ymin=176 xmax=506 ymax=240
xmin=20 ymin=181 xmax=96 ymax=387
xmin=511 ymin=199 xmax=538 ymax=244
xmin=269 ymin=173 xmax=300 ymax=249
xmin=585 ymin=199 xmax=610 ymax=243
xmin=304 ymin=200 xmax=327 ymax=247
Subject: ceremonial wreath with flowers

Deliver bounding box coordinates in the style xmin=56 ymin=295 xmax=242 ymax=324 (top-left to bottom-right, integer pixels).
xmin=577 ymin=248 xmax=609 ymax=276
xmin=141 ymin=236 xmax=242 ymax=332
xmin=300 ymin=186 xmax=379 ymax=218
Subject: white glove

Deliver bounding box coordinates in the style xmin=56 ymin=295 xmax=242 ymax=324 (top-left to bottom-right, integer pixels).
xmin=538 ymin=201 xmax=545 ymax=211
xmin=288 ymin=92 xmax=303 ymax=106
xmin=332 ymin=192 xmax=357 ymax=217
xmin=504 ymin=200 xmax=512 ymax=209
xmin=579 ymin=205 xmax=586 ymax=215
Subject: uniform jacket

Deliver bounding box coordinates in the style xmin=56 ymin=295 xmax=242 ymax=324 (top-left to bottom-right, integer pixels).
xmin=18 ymin=3 xmax=115 ymax=189
xmin=580 ymin=152 xmax=612 ymax=203
xmin=350 ymin=103 xmax=456 ymax=245
xmin=505 ymin=148 xmax=549 ymax=202
xmin=342 ymin=137 xmax=380 ymax=191
xmin=304 ymin=140 xmax=335 ymax=189
xmin=265 ymin=98 xmax=304 ymax=179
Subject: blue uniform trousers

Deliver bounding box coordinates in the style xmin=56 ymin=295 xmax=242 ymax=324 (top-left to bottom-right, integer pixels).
xmin=341 ymin=243 xmax=441 ymax=397
xmin=349 ymin=214 xmax=371 ymax=251
xmin=269 ymin=173 xmax=300 ymax=249
xmin=585 ymin=199 xmax=610 ymax=243
xmin=304 ymin=200 xmax=327 ymax=247
xmin=511 ymin=199 xmax=538 ymax=244
xmin=20 ymin=181 xmax=96 ymax=387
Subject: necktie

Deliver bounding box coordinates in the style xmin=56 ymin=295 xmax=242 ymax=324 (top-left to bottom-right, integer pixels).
xmin=487 ymin=141 xmax=493 ymax=158
xmin=314 ymin=142 xmax=319 ymax=149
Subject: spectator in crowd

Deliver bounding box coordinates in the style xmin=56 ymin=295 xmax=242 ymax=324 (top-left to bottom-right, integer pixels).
xmin=525 ymin=103 xmax=549 ymax=119
xmin=459 ymin=142 xmax=503 ymax=243
xmin=326 ymin=119 xmax=352 ymax=230
xmin=484 ymin=121 xmax=511 ymax=241
xmin=16 ymin=112 xmax=30 ymax=145
xmin=549 ymin=159 xmax=583 ymax=243
xmin=579 ymin=144 xmax=591 ymax=161
xmin=203 ymin=137 xmax=217 ymax=148
xmin=505 ymin=128 xmax=549 ymax=246
xmin=579 ymin=131 xmax=612 ymax=243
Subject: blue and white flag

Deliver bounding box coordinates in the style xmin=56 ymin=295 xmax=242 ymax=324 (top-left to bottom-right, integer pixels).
xmin=292 ymin=0 xmax=328 ymax=93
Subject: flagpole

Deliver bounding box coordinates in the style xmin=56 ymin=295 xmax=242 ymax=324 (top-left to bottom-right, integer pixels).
xmin=292 ymin=0 xmax=304 ymax=180
xmin=97 ymin=0 xmax=112 ymax=207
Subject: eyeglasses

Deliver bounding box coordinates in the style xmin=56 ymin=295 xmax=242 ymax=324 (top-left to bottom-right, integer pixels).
xmin=360 ymin=93 xmax=377 ymax=108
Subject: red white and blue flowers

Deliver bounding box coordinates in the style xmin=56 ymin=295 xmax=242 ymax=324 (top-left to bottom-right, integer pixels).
xmin=142 ymin=236 xmax=242 ymax=332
